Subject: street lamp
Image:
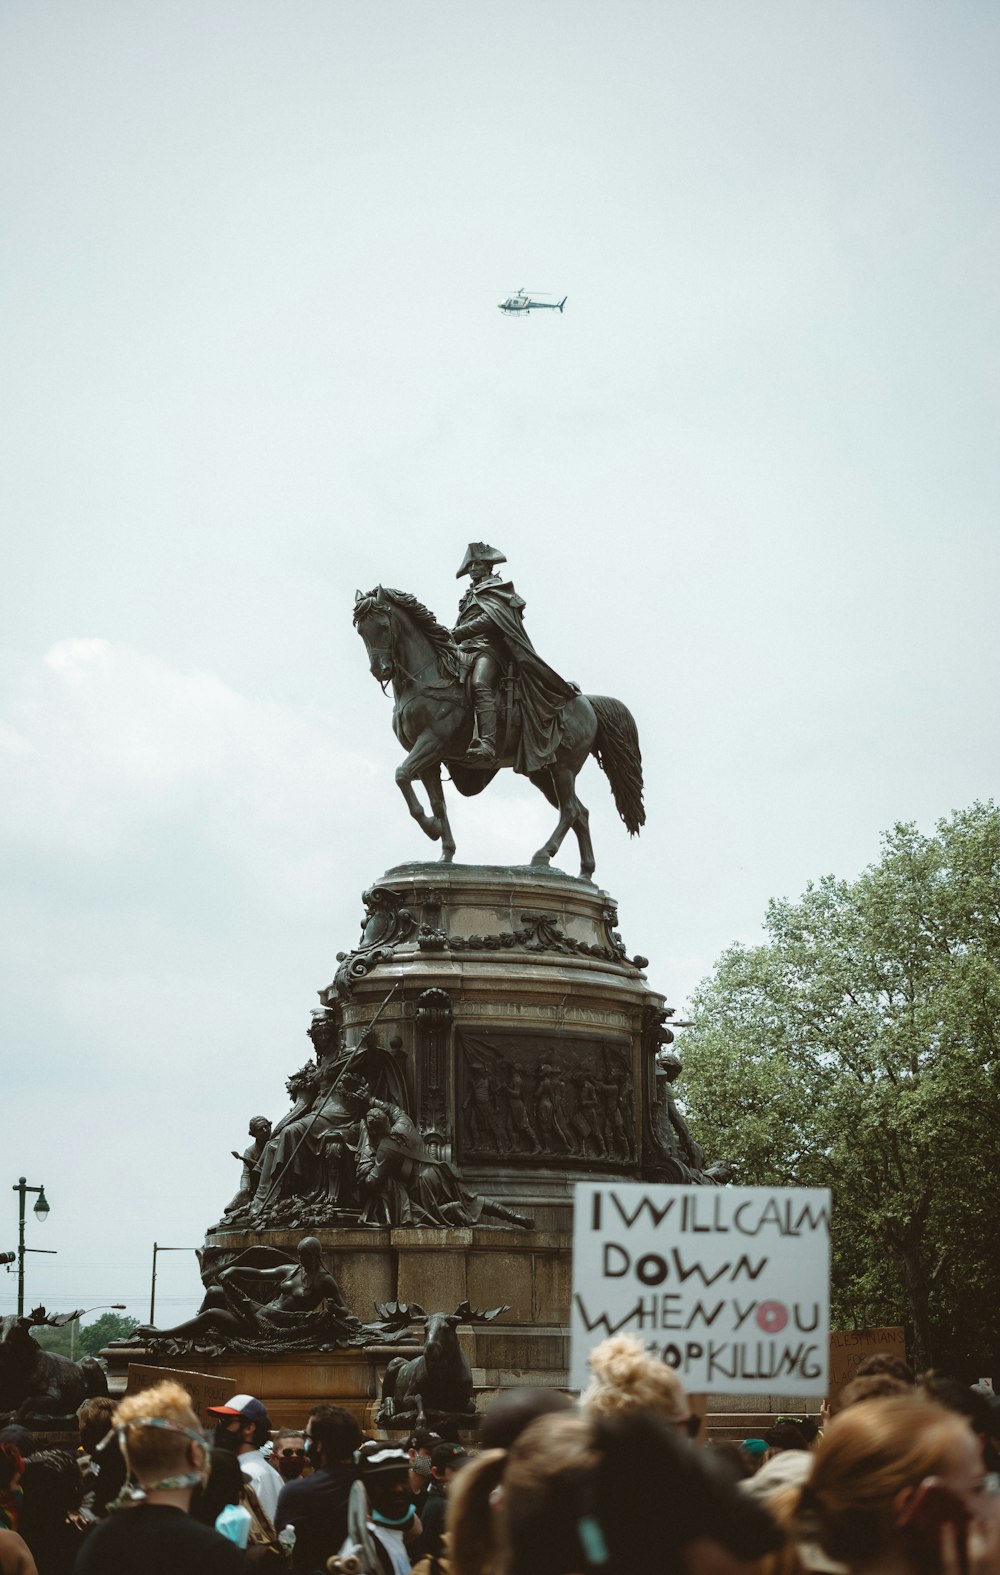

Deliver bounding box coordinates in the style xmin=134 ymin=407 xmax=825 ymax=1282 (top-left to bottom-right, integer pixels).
xmin=149 ymin=1244 xmax=197 ymax=1325
xmin=68 ymin=1303 xmax=127 ymax=1362
xmin=12 ymin=1178 xmax=57 ymax=1318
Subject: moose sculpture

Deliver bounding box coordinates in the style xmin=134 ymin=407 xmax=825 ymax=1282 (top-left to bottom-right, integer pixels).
xmin=374 ymin=1300 xmax=507 ymax=1429
xmin=0 ymin=1306 xmax=108 ymax=1425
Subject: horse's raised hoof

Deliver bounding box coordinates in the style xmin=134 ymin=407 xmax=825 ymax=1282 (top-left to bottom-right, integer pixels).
xmin=420 ymin=816 xmax=442 ymax=841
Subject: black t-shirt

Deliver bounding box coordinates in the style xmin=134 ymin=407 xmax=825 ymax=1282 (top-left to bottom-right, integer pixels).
xmin=72 ymin=1504 xmax=246 ymax=1575
xmin=275 ymin=1464 xmax=355 ymax=1573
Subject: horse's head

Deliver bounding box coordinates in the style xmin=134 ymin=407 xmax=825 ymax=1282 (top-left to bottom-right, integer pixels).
xmin=354 ymin=587 xmax=395 ymax=684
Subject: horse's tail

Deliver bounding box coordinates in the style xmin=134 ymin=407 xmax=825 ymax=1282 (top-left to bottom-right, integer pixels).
xmin=588 ymin=695 xmax=645 ymax=836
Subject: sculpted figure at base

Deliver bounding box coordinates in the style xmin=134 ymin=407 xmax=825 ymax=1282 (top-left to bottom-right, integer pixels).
xmin=375 ymin=1302 xmax=507 ymax=1429
xmin=0 ymin=1307 xmax=108 ymax=1426
xmin=357 ymin=1105 xmax=533 ymax=1229
xmin=224 ymin=1115 xmax=272 ymax=1215
xmin=133 ymin=1238 xmax=361 ymax=1355
xmin=651 ymin=1053 xmax=734 ymax=1186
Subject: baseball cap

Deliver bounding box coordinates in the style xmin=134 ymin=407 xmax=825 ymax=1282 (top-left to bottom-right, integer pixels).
xmin=355 ymin=1441 xmax=411 ymax=1478
xmin=206 ymin=1394 xmax=271 ymax=1426
xmin=431 ymin=1442 xmax=469 ymax=1472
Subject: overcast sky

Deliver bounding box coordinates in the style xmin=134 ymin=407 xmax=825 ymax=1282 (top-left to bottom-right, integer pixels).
xmin=3 ymin=1 xmax=998 ymax=1328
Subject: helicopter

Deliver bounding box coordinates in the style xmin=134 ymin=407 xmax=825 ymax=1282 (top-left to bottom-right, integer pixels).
xmin=498 ymin=288 xmax=567 ymax=315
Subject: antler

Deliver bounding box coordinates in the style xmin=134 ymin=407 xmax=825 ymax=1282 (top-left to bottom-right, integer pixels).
xmin=27 ymin=1306 xmax=85 ymax=1328
xmin=373 ymin=1300 xmax=428 ymax=1329
xmin=452 ymin=1301 xmax=509 ymax=1324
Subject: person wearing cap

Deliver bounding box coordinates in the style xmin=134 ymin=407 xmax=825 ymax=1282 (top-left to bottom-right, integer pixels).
xmin=275 ymin=1405 xmax=360 ymax=1574
xmin=405 ymin=1431 xmax=442 ymax=1518
xmin=341 ymin=1441 xmax=420 ymax=1575
xmin=206 ymin=1395 xmax=280 ymax=1524
xmin=452 ymin=543 xmax=576 ymax=769
xmin=410 ymin=1443 xmax=468 ymax=1564
xmin=73 ymin=1380 xmax=245 ymax=1574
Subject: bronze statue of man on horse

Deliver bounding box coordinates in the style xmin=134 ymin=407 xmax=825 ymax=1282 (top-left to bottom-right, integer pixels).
xmin=353 ymin=547 xmax=644 ymax=879
xmin=452 ymin=541 xmax=578 ymax=770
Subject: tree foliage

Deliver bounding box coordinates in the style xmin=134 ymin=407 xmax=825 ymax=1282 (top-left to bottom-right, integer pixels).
xmin=31 ymin=1312 xmax=138 ymax=1361
xmin=678 ymin=802 xmax=1000 ymax=1375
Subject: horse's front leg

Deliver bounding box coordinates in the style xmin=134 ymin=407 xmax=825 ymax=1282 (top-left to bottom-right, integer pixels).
xmin=419 ymin=764 xmax=456 ymax=863
xmin=531 ymin=764 xmax=578 ymax=871
xmin=396 ymin=729 xmax=448 ymax=843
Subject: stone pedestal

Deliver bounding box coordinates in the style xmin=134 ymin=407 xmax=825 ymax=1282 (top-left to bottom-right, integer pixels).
xmin=129 ymin=863 xmax=680 ymax=1419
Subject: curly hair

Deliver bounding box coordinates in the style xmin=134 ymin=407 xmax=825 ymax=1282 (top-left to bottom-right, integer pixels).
xmin=581 ymin=1333 xmax=689 ymax=1425
xmin=113 ymin=1380 xmax=201 ymax=1484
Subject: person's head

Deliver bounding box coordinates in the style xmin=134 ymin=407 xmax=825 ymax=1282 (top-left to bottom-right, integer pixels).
xmin=406 ymin=1428 xmax=443 ymax=1490
xmin=0 ymin=1426 xmax=35 ymax=1460
xmin=737 ymin=1437 xmax=769 ymax=1476
xmin=355 ymin=1441 xmax=414 ymax=1525
xmin=784 ymin=1396 xmax=987 ymax=1570
xmin=78 ymin=1395 xmax=118 ymax=1458
xmin=297 ymin=1236 xmax=322 ymax=1271
xmin=764 ymin=1416 xmax=819 ymax=1453
xmin=306 ymin=1404 xmax=361 ymax=1469
xmin=856 ymin=1352 xmax=915 ymax=1386
xmin=206 ymin=1393 xmax=271 ymax=1453
xmin=479 ymin=1388 xmax=575 ymax=1452
xmin=273 ymin=1430 xmax=308 ymax=1481
xmin=0 ymin=1441 xmax=23 ymax=1493
xmin=249 ymin=1116 xmax=271 ymax=1143
xmin=430 ymin=1441 xmax=469 ymax=1492
xmin=449 ymin=1408 xmax=783 ymax=1575
xmin=113 ymin=1381 xmax=208 ymax=1494
xmin=19 ymin=1448 xmax=84 ymax=1542
xmin=834 ymin=1375 xmax=910 ymax=1415
xmin=367 ymin=1107 xmax=391 ymax=1142
xmin=582 ymin=1333 xmax=697 ymax=1437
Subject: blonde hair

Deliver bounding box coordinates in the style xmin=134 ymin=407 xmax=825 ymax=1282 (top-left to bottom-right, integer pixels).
xmin=775 ymin=1396 xmax=974 ymax=1567
xmin=113 ymin=1380 xmax=201 ymax=1485
xmin=581 ymin=1333 xmax=688 ymax=1424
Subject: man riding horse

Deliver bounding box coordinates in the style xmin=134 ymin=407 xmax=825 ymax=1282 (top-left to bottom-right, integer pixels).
xmin=453 ymin=542 xmax=578 ymax=767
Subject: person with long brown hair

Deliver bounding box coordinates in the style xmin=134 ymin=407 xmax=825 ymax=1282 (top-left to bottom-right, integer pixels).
xmin=765 ymin=1395 xmax=999 ymax=1575
xmin=449 ymin=1408 xmax=781 ymax=1575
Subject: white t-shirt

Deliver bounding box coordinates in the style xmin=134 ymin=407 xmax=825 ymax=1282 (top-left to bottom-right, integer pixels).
xmin=239 ymin=1448 xmax=280 ymax=1522
xmin=338 ymin=1522 xmax=411 ymax=1575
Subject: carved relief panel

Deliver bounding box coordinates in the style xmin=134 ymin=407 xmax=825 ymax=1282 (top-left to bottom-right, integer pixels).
xmin=456 ymin=1029 xmax=638 ymax=1170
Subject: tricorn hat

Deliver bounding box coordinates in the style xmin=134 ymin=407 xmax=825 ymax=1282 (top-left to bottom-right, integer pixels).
xmin=456 ymin=542 xmax=506 ymax=578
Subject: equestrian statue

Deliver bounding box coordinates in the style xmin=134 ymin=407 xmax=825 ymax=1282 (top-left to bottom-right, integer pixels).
xmin=353 ymin=543 xmax=644 ymax=878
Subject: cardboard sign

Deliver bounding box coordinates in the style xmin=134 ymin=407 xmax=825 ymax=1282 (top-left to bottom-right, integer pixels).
xmin=570 ymin=1183 xmax=831 ymax=1394
xmin=125 ymin=1363 xmax=235 ymax=1418
xmin=828 ymin=1327 xmax=907 ymax=1399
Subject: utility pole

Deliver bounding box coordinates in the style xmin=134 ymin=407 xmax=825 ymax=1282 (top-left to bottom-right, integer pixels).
xmin=149 ymin=1244 xmax=196 ymax=1325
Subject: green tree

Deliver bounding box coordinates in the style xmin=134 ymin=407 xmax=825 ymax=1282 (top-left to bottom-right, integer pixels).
xmin=678 ymin=802 xmax=1000 ymax=1374
xmin=31 ymin=1312 xmax=138 ymax=1361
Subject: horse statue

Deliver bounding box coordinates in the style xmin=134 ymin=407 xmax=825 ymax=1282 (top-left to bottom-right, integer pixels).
xmin=353 ymin=586 xmax=644 ymax=878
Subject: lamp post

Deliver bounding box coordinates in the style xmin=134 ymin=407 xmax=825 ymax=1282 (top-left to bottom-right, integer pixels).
xmin=149 ymin=1244 xmax=197 ymax=1326
xmin=12 ymin=1177 xmax=55 ymax=1318
xmin=68 ymin=1303 xmax=127 ymax=1362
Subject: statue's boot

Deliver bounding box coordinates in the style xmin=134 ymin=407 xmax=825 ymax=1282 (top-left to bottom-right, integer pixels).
xmin=484 ymin=1201 xmax=535 ymax=1229
xmin=466 ymin=689 xmax=497 ymax=761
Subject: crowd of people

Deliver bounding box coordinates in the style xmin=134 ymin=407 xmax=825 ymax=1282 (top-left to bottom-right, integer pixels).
xmin=0 ymin=1340 xmax=997 ymax=1575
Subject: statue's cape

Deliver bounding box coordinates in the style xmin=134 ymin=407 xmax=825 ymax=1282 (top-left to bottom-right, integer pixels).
xmin=466 ymin=580 xmax=577 ymax=773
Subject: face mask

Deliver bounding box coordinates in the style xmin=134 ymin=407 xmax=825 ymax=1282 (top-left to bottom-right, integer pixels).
xmin=215 ymin=1423 xmax=242 ymax=1453
xmin=411 ymin=1456 xmax=432 ymax=1479
xmin=373 ymin=1503 xmax=416 ymax=1530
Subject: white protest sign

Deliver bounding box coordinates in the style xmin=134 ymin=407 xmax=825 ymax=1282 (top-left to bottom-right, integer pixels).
xmin=570 ymin=1183 xmax=831 ymax=1394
